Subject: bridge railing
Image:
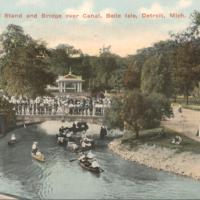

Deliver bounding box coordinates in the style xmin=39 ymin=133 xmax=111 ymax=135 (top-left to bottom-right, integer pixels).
xmin=14 ymin=103 xmax=110 ymax=117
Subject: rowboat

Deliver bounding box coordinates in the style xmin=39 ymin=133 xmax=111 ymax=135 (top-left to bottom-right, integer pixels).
xmin=79 ymin=160 xmax=103 ymax=174
xmin=31 ymin=152 xmax=45 ymax=162
xmin=57 ymin=137 xmax=68 ymax=145
xmin=80 ymin=137 xmax=95 ymax=151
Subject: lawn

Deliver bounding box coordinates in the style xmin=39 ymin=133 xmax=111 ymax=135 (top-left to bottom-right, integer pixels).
xmin=121 ymin=127 xmax=200 ymax=154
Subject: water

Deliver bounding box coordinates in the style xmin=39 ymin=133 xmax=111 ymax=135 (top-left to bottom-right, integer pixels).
xmin=0 ymin=122 xmax=200 ymax=199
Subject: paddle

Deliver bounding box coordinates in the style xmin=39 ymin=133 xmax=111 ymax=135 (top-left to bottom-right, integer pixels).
xmin=69 ymin=158 xmax=77 ymax=162
xmin=100 ymin=168 xmax=104 ymax=173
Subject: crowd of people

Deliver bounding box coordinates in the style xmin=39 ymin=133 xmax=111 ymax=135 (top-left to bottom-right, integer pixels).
xmin=2 ymin=95 xmax=111 ymax=116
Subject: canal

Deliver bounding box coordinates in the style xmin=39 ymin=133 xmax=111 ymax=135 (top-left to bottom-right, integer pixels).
xmin=0 ymin=121 xmax=200 ymax=199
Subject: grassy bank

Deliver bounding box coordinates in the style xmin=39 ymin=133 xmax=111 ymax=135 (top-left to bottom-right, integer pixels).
xmin=121 ymin=127 xmax=200 ymax=154
xmin=109 ymin=128 xmax=200 ymax=180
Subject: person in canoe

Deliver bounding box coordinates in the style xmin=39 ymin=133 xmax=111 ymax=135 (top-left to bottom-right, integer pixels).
xmin=78 ymin=151 xmax=95 ymax=166
xmin=80 ymin=137 xmax=95 ymax=150
xmin=31 ymin=142 xmax=45 ymax=161
xmin=11 ymin=134 xmax=16 ymax=142
xmin=78 ymin=151 xmax=102 ymax=173
xmin=58 ymin=137 xmax=68 ymax=145
xmin=8 ymin=134 xmax=17 ymax=145
xmin=32 ymin=141 xmax=39 ymax=155
xmin=78 ymin=152 xmax=91 ymax=166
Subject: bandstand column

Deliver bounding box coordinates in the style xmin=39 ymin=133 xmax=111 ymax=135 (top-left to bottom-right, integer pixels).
xmin=63 ymin=82 xmax=65 ymax=92
xmin=92 ymin=103 xmax=95 ymax=116
xmin=22 ymin=105 xmax=25 ymax=115
xmin=80 ymin=82 xmax=82 ymax=92
xmin=36 ymin=104 xmax=38 ymax=115
xmin=64 ymin=82 xmax=66 ymax=93
xmin=61 ymin=82 xmax=63 ymax=93
xmin=26 ymin=106 xmax=29 ymax=115
xmin=58 ymin=82 xmax=62 ymax=92
xmin=44 ymin=106 xmax=47 ymax=115
xmin=58 ymin=82 xmax=60 ymax=92
xmin=60 ymin=82 xmax=62 ymax=93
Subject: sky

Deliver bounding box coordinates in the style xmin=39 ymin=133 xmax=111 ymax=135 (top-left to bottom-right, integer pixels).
xmin=0 ymin=0 xmax=199 ymax=56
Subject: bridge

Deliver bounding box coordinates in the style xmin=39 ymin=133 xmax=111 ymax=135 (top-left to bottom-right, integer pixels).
xmin=15 ymin=102 xmax=107 ymax=124
xmin=11 ymin=96 xmax=110 ymax=125
xmin=17 ymin=114 xmax=104 ymax=124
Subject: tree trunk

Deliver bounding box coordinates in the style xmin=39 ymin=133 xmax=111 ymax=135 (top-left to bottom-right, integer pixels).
xmin=134 ymin=123 xmax=139 ymax=139
xmin=185 ymin=92 xmax=189 ymax=105
xmin=174 ymin=95 xmax=177 ymax=103
xmin=186 ymin=88 xmax=189 ymax=105
xmin=135 ymin=129 xmax=139 ymax=138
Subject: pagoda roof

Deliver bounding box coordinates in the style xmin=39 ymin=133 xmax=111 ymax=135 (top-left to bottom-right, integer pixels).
xmin=56 ymin=72 xmax=84 ymax=82
xmin=64 ymin=73 xmax=78 ymax=79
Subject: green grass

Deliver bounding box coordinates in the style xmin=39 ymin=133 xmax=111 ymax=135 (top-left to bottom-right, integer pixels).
xmin=171 ymin=96 xmax=200 ymax=111
xmin=121 ymin=127 xmax=200 ymax=154
xmin=172 ymin=96 xmax=200 ymax=105
xmin=182 ymin=104 xmax=200 ymax=111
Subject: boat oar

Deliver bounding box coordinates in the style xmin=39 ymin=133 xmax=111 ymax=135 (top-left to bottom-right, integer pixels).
xmin=69 ymin=158 xmax=77 ymax=162
xmin=100 ymin=168 xmax=104 ymax=173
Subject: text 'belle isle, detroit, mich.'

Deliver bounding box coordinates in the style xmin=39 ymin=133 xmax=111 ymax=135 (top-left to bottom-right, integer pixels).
xmin=2 ymin=12 xmax=186 ymax=19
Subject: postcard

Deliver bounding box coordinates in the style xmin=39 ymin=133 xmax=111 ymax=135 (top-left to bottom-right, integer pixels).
xmin=0 ymin=0 xmax=200 ymax=199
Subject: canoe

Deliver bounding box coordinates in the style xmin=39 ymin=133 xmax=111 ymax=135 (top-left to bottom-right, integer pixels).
xmin=0 ymin=193 xmax=17 ymax=199
xmin=8 ymin=140 xmax=16 ymax=146
xmin=79 ymin=161 xmax=103 ymax=174
xmin=31 ymin=153 xmax=45 ymax=162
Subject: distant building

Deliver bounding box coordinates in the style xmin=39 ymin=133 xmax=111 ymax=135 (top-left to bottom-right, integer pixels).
xmin=99 ymin=45 xmax=111 ymax=54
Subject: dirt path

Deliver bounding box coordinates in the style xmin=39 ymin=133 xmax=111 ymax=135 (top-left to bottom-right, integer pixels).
xmin=162 ymin=105 xmax=200 ymax=142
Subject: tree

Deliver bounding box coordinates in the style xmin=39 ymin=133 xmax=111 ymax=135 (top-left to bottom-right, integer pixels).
xmin=0 ymin=96 xmax=15 ymax=127
xmin=122 ymin=90 xmax=144 ymax=138
xmin=124 ymin=64 xmax=140 ymax=89
xmin=80 ymin=56 xmax=93 ymax=90
xmin=104 ymin=96 xmax=124 ymax=130
xmin=0 ymin=24 xmax=55 ymax=97
xmin=109 ymin=67 xmax=126 ymax=91
xmin=141 ymin=54 xmax=172 ymax=97
xmin=142 ymin=92 xmax=172 ymax=129
xmin=173 ymin=41 xmax=200 ymax=104
xmin=125 ymin=40 xmax=175 ymax=94
xmin=122 ymin=90 xmax=171 ymax=138
xmin=90 ymin=53 xmax=118 ymax=91
xmin=48 ymin=47 xmax=70 ymax=75
xmin=170 ymin=11 xmax=200 ymax=104
xmin=48 ymin=43 xmax=84 ymax=76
